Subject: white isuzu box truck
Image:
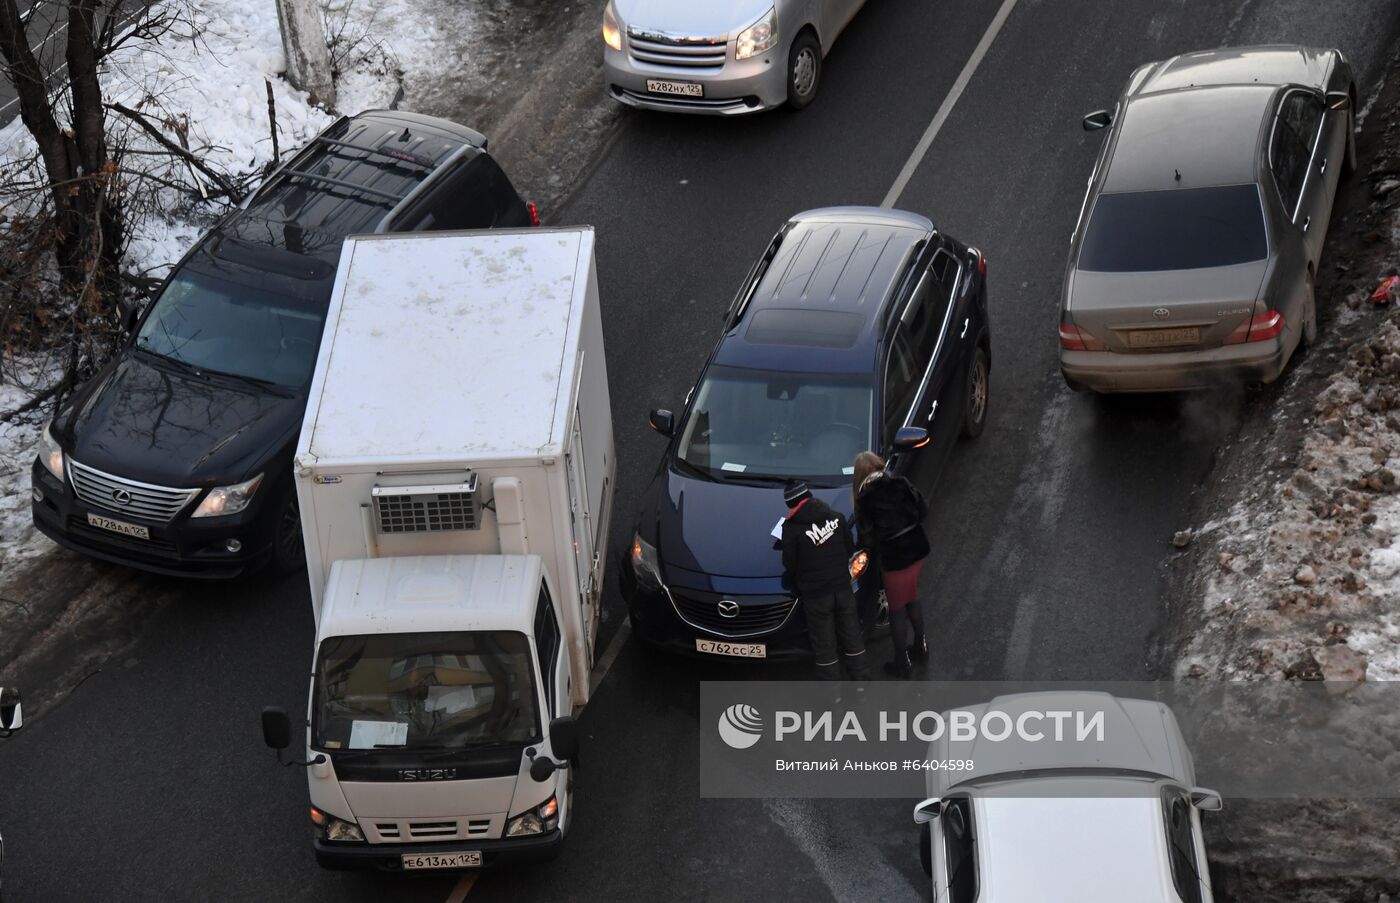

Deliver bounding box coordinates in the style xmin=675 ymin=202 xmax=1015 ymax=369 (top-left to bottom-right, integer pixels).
xmin=261 ymin=226 xmax=614 ymax=872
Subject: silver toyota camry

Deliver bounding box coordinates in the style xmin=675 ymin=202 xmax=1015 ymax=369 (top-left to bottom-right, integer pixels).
xmin=1060 ymin=45 xmax=1356 ymax=393
xmin=601 ymin=0 xmax=868 ymax=114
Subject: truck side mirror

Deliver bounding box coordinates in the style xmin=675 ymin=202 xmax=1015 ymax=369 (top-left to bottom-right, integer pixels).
xmin=1082 ymin=109 xmax=1113 ymax=131
xmin=549 ymin=715 xmax=580 ymax=761
xmin=892 ymin=427 xmax=929 ymax=451
xmin=262 ymin=706 xmax=291 ymax=750
xmin=648 ymin=409 xmax=674 ymax=437
xmin=529 ymin=755 xmax=558 ymax=783
xmin=0 ymin=687 xmax=22 ymax=733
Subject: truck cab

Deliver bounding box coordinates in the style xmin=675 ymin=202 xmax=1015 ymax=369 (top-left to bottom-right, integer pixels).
xmin=266 ymin=554 xmax=578 ymax=871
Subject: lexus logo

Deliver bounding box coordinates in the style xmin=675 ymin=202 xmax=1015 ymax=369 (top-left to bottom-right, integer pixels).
xmin=717 ymin=600 xmax=739 ymax=619
xmin=1152 ymin=308 xmax=1171 ymax=320
xmin=111 ymin=488 xmax=132 ymax=506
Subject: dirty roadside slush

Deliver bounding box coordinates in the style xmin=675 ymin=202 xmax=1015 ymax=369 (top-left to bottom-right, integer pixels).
xmin=1158 ymin=49 xmax=1400 ymax=902
xmin=0 ymin=1 xmax=624 ymax=716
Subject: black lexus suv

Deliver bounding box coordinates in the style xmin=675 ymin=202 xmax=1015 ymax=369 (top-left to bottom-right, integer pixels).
xmin=31 ymin=110 xmax=536 ymax=578
xmin=622 ymin=207 xmax=991 ymax=659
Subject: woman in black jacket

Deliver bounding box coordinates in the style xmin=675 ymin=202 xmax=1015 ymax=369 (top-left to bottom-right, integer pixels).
xmin=852 ymin=451 xmax=930 ymax=678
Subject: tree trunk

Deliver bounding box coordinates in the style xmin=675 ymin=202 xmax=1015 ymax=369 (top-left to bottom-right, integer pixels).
xmin=275 ymin=0 xmax=334 ymax=108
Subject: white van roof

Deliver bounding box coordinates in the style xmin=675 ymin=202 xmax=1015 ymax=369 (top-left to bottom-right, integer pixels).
xmin=318 ymin=554 xmax=542 ymax=639
xmin=300 ymin=227 xmax=595 ymax=467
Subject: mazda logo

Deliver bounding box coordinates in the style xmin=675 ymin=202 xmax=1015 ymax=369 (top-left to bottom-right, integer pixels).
xmin=717 ymin=600 xmax=739 ymax=619
xmin=1152 ymin=308 xmax=1170 ymax=320
xmin=111 ymin=488 xmax=132 ymax=506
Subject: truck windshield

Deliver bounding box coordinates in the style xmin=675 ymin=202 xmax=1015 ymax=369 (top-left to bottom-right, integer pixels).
xmin=313 ymin=631 xmax=540 ymax=751
xmin=135 ymin=269 xmax=325 ymax=387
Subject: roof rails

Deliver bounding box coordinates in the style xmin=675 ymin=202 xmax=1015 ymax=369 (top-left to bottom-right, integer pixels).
xmin=313 ymin=134 xmax=438 ymax=171
xmin=373 ymin=144 xmax=476 ymax=233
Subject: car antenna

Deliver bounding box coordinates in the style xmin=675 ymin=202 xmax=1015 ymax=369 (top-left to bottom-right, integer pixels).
xmin=1174 ymin=169 xmax=1182 ymax=182
xmin=398 ymin=127 xmax=412 ymax=142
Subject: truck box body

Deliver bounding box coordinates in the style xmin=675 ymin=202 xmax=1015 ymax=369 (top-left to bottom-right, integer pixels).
xmin=295 ymin=227 xmax=613 ymax=705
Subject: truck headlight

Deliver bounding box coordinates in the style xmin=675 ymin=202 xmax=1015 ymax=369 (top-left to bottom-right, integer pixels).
xmin=602 ymin=1 xmax=623 ymax=51
xmin=735 ymin=7 xmax=777 ymax=60
xmin=37 ymin=424 xmax=65 ymax=480
xmin=630 ymin=533 xmax=662 ymax=589
xmin=506 ymin=796 xmax=559 ymax=837
xmin=191 ymin=473 xmax=263 ymax=518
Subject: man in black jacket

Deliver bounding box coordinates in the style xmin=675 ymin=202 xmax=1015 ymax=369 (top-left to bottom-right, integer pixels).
xmin=781 ymin=480 xmax=871 ymax=681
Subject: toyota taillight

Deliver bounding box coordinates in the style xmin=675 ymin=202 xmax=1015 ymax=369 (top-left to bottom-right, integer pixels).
xmin=527 ymin=201 xmax=541 ymax=226
xmin=1222 ymin=310 xmax=1284 ymax=345
xmin=1059 ymin=322 xmax=1105 ymax=351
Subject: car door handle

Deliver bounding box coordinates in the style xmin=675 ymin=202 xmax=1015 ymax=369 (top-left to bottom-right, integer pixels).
xmin=1319 ymin=156 xmax=1328 ymax=175
xmin=926 ymin=400 xmax=938 ymax=423
xmin=1302 ymin=215 xmax=1311 ymax=234
xmin=960 ymin=318 xmax=969 ymax=339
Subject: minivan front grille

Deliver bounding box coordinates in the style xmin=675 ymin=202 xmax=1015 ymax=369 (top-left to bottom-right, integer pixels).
xmin=372 ymin=476 xmax=480 ymax=534
xmin=670 ymin=590 xmax=797 ymax=638
xmin=627 ymin=29 xmax=727 ymax=68
xmin=68 ymin=459 xmax=199 ymax=523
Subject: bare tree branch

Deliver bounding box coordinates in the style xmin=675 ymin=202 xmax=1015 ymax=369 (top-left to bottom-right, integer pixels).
xmin=105 ymin=101 xmax=244 ymax=203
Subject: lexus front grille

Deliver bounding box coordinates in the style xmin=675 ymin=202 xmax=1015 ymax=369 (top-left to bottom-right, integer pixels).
xmin=68 ymin=459 xmax=199 ymax=523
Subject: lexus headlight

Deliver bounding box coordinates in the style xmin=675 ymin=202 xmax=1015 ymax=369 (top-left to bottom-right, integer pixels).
xmin=735 ymin=7 xmax=777 ymax=60
xmin=37 ymin=424 xmax=65 ymax=480
xmin=630 ymin=533 xmax=661 ymax=588
xmin=507 ymin=796 xmax=559 ymax=837
xmin=602 ymin=1 xmax=623 ymax=50
xmin=191 ymin=473 xmax=264 ymax=518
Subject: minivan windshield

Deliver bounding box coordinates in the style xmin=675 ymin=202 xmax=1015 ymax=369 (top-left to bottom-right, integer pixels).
xmin=1078 ymin=183 xmax=1268 ymax=272
xmin=314 ymin=631 xmax=540 ymax=751
xmin=136 ymin=269 xmax=324 ymax=387
xmin=675 ymin=364 xmax=873 ymax=484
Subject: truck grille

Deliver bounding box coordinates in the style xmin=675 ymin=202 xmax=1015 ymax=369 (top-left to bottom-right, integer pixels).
xmin=627 ymin=28 xmax=727 ymax=68
xmin=68 ymin=459 xmax=199 ymax=523
xmin=371 ymin=817 xmax=493 ymax=842
xmin=372 ymin=476 xmax=480 ymax=534
xmin=670 ymin=589 xmax=797 ymax=638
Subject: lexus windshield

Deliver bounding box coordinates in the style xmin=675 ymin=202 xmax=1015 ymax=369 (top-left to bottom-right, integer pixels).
xmin=135 ymin=269 xmax=324 ymax=387
xmin=314 ymin=631 xmax=540 ymax=751
xmin=675 ymin=364 xmax=873 ymax=483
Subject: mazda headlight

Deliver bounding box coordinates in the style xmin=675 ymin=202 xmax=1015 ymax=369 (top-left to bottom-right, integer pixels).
xmin=191 ymin=473 xmax=264 ymax=518
xmin=602 ymin=1 xmax=623 ymax=50
xmin=735 ymin=7 xmax=777 ymax=60
xmin=506 ymin=796 xmax=559 ymax=837
xmin=630 ymin=532 xmax=662 ymax=589
xmin=37 ymin=424 xmax=65 ymax=480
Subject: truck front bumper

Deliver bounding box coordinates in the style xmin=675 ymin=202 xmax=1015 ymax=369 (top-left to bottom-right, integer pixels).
xmin=314 ymin=830 xmax=563 ymax=871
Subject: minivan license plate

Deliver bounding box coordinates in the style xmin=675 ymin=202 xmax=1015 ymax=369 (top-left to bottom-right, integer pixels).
xmin=86 ymin=513 xmax=149 ymax=540
xmin=696 ymin=639 xmax=766 ymax=658
xmin=401 ymin=851 xmax=482 ymax=870
xmin=647 ymin=79 xmax=703 ymax=97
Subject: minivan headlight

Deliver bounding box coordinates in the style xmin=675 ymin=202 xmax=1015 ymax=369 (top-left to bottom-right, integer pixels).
xmin=735 ymin=7 xmax=777 ymax=60
xmin=507 ymin=796 xmax=559 ymax=837
xmin=602 ymin=1 xmax=623 ymax=50
xmin=37 ymin=424 xmax=65 ymax=480
xmin=191 ymin=473 xmax=263 ymax=518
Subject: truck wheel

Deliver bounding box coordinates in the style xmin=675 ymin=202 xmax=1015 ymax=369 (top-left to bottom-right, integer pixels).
xmin=961 ymin=346 xmax=990 ymax=440
xmin=786 ymin=31 xmax=822 ymax=110
xmin=271 ymin=489 xmax=305 ymax=575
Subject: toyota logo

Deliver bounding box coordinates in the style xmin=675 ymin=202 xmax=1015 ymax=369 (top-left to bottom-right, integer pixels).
xmin=111 ymin=488 xmax=132 ymax=506
xmin=1152 ymin=307 xmax=1171 ymax=320
xmin=716 ymin=600 xmax=740 ymax=619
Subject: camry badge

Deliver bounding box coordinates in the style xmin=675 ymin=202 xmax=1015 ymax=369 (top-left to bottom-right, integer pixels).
xmin=111 ymin=488 xmax=132 ymax=506
xmin=1152 ymin=308 xmax=1170 ymax=320
xmin=717 ymin=600 xmax=740 ymax=618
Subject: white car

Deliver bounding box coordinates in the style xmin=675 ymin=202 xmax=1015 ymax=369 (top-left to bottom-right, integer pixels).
xmin=914 ymin=692 xmax=1221 ymax=903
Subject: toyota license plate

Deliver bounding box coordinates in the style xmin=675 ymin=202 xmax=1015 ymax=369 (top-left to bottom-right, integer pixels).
xmin=1127 ymin=327 xmax=1200 ymax=348
xmin=646 ymin=79 xmax=703 ymax=97
xmin=401 ymin=851 xmax=482 ymax=870
xmin=696 ymin=639 xmax=766 ymax=658
xmin=86 ymin=513 xmax=150 ymax=540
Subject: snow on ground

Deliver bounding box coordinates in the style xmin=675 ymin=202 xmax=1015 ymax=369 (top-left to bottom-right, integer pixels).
xmin=0 ymin=360 xmax=61 ymax=566
xmin=328 ymin=0 xmax=482 ymax=116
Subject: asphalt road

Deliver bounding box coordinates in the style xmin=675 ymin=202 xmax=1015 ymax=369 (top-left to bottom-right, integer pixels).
xmin=2 ymin=1 xmax=1399 ymax=901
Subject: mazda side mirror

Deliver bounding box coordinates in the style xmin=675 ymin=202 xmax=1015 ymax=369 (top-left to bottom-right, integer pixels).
xmin=1190 ymin=787 xmax=1223 ymax=812
xmin=0 ymin=687 xmax=22 ymax=734
xmin=912 ymin=797 xmax=943 ymax=824
xmin=648 ymin=409 xmax=674 ymax=437
xmin=1082 ymin=109 xmax=1113 ymax=131
xmin=549 ymin=715 xmax=580 ymax=761
xmin=261 ymin=706 xmax=291 ymax=750
xmin=1325 ymin=90 xmax=1351 ymax=111
xmin=892 ymin=427 xmax=929 ymax=451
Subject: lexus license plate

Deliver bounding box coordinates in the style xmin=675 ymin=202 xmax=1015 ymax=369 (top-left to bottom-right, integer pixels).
xmin=1127 ymin=327 xmax=1200 ymax=348
xmin=86 ymin=513 xmax=150 ymax=540
xmin=401 ymin=851 xmax=482 ymax=870
xmin=646 ymin=79 xmax=703 ymax=97
xmin=696 ymin=639 xmax=766 ymax=658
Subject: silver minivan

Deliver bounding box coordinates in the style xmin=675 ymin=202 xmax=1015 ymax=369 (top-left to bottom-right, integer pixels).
xmin=601 ymin=0 xmax=867 ymax=114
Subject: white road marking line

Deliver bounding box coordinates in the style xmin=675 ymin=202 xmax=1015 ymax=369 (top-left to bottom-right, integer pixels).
xmin=445 ymin=872 xmax=478 ymax=903
xmin=589 ymin=617 xmax=631 ymax=696
xmin=880 ymin=0 xmax=1021 ymax=209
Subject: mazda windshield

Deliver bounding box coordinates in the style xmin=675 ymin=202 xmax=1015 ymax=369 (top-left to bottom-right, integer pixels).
xmin=313 ymin=631 xmax=541 ymax=751
xmin=674 ymin=364 xmax=873 ymax=484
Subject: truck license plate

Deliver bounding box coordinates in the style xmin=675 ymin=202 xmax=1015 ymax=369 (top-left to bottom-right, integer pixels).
xmin=401 ymin=851 xmax=482 ymax=870
xmin=647 ymin=79 xmax=703 ymax=97
xmin=86 ymin=513 xmax=150 ymax=540
xmin=696 ymin=639 xmax=766 ymax=658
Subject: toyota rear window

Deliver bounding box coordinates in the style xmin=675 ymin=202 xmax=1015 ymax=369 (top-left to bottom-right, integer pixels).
xmin=1078 ymin=184 xmax=1268 ymax=272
